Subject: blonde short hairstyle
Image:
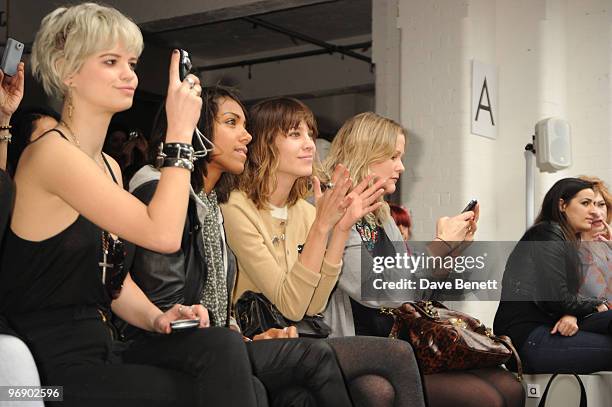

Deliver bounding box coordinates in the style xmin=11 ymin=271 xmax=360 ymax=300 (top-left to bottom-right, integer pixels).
xmin=31 ymin=3 xmax=144 ymax=100
xmin=323 ymin=112 xmax=406 ymax=225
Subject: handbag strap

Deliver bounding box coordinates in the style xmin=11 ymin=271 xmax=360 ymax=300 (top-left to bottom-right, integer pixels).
xmin=493 ymin=334 xmax=524 ymax=382
xmin=387 ymin=301 xmax=443 ymax=338
xmin=537 ymin=374 xmax=587 ymax=407
xmin=386 ymin=302 xmax=417 ymax=339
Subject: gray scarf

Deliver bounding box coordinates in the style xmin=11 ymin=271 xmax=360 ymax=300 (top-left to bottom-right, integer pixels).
xmin=197 ymin=190 xmax=228 ymax=326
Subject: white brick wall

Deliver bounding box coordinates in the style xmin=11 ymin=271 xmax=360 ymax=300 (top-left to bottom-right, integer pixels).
xmin=374 ymin=0 xmax=612 ymax=324
xmin=379 ymin=0 xmax=612 ymax=242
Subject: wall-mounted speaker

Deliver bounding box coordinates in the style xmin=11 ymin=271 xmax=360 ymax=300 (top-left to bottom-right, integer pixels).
xmin=534 ymin=117 xmax=571 ymax=172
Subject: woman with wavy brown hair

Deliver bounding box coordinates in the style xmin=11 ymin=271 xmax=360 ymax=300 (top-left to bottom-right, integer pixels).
xmin=578 ymin=175 xmax=612 ymax=301
xmin=222 ymin=97 xmax=385 ymax=322
xmin=223 ymin=97 xmax=428 ymax=407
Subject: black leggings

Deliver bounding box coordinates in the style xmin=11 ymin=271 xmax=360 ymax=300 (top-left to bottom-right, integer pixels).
xmin=11 ymin=309 xmax=257 ymax=407
xmin=246 ymin=338 xmax=352 ymax=407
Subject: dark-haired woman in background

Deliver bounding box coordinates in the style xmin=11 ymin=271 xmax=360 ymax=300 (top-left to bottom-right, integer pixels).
xmin=6 ymin=106 xmax=61 ymax=176
xmin=119 ymin=129 xmax=149 ymax=185
xmin=494 ymin=177 xmax=612 ymax=373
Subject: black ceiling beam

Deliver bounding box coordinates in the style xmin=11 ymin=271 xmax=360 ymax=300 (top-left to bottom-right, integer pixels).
xmin=138 ymin=0 xmax=336 ymax=36
xmin=242 ymin=16 xmax=371 ymax=64
xmin=196 ymin=41 xmax=371 ymax=72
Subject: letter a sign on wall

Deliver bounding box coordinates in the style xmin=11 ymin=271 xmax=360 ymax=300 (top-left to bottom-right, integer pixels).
xmin=471 ymin=60 xmax=498 ymax=139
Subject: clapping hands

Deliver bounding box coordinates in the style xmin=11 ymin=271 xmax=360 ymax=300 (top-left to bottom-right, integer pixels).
xmin=312 ymin=165 xmax=388 ymax=233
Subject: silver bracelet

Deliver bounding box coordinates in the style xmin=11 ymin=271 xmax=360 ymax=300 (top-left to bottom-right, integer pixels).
xmin=159 ymin=157 xmax=195 ymax=172
xmin=155 ymin=142 xmax=194 ymax=169
xmin=0 ymin=132 xmax=12 ymax=143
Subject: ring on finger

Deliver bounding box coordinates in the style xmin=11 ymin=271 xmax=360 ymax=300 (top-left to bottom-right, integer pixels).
xmin=184 ymin=77 xmax=195 ymax=89
xmin=178 ymin=305 xmax=184 ymax=313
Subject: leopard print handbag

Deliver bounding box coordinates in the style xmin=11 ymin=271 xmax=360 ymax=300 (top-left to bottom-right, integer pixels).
xmin=387 ymin=301 xmax=523 ymax=380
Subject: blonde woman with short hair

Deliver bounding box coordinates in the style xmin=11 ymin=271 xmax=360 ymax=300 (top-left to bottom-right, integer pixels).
xmin=0 ymin=3 xmax=261 ymax=406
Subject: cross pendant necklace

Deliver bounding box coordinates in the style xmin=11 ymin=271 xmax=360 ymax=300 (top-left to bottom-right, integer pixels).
xmin=100 ymin=251 xmax=113 ymax=283
xmin=100 ymin=232 xmax=113 ymax=283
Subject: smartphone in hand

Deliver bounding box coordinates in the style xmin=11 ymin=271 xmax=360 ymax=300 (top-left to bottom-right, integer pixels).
xmin=178 ymin=49 xmax=192 ymax=81
xmin=170 ymin=318 xmax=200 ymax=332
xmin=1 ymin=38 xmax=24 ymax=77
xmin=462 ymin=199 xmax=478 ymax=213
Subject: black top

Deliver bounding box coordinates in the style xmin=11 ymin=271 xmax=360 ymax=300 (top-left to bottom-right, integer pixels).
xmin=0 ymin=169 xmax=13 ymax=249
xmin=0 ymin=216 xmax=110 ymax=315
xmin=493 ymin=221 xmax=603 ymax=351
xmin=121 ymin=176 xmax=238 ymax=339
xmin=351 ymin=223 xmax=399 ymax=337
xmin=0 ymin=129 xmax=122 ymax=317
xmin=0 ymin=170 xmax=15 ymax=334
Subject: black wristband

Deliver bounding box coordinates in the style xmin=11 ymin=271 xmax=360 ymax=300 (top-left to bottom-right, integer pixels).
xmin=155 ymin=142 xmax=194 ymax=169
xmin=158 ymin=157 xmax=194 ymax=172
xmin=161 ymin=142 xmax=194 ymax=158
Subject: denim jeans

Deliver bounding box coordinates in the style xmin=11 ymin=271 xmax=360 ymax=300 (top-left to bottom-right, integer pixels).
xmin=521 ymin=312 xmax=612 ymax=374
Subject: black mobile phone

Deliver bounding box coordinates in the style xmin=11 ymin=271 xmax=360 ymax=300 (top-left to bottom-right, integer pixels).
xmin=1 ymin=38 xmax=24 ymax=77
xmin=178 ymin=49 xmax=192 ymax=81
xmin=170 ymin=318 xmax=200 ymax=331
xmin=462 ymin=199 xmax=478 ymax=213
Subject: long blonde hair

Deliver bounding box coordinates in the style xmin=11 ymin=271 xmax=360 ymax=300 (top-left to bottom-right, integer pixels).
xmin=324 ymin=112 xmax=406 ymax=224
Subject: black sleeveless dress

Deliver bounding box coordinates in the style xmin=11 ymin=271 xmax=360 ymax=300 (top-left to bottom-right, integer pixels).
xmin=0 ymin=169 xmax=15 ymax=334
xmin=0 ymin=129 xmax=124 ymax=379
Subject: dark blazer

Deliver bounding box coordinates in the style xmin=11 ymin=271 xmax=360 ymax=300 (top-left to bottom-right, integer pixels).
xmin=501 ymin=221 xmax=601 ymax=316
xmin=128 ymin=180 xmax=237 ymax=331
xmin=494 ymin=221 xmax=604 ymax=350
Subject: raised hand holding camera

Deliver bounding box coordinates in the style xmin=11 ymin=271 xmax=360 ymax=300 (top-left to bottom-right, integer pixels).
xmin=0 ymin=38 xmax=25 ymax=122
xmin=0 ymin=38 xmax=24 ymax=77
xmin=164 ymin=49 xmax=202 ymax=144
